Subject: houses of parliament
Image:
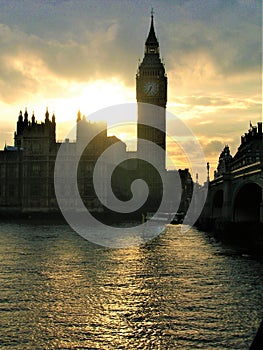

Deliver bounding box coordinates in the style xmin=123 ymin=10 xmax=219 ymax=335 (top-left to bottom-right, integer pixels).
xmin=0 ymin=14 xmax=194 ymax=215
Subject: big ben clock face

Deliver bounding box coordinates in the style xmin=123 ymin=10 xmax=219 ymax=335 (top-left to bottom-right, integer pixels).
xmin=143 ymin=81 xmax=158 ymax=96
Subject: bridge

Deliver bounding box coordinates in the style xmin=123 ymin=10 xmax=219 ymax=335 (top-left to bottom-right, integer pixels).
xmin=199 ymin=122 xmax=263 ymax=231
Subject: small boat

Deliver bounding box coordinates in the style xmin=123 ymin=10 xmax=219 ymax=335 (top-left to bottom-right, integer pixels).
xmin=171 ymin=212 xmax=185 ymax=224
xmin=143 ymin=211 xmax=176 ymax=225
xmin=141 ymin=212 xmax=175 ymax=241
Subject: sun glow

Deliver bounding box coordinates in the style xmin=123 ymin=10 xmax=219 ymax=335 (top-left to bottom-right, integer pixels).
xmin=42 ymin=79 xmax=135 ymax=141
xmin=55 ymin=79 xmax=134 ymax=122
xmin=0 ymin=77 xmax=135 ymax=148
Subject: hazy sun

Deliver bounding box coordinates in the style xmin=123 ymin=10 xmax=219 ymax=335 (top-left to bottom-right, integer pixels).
xmin=54 ymin=79 xmax=134 ymax=124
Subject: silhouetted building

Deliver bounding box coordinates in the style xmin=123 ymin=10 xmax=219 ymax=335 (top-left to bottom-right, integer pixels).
xmin=231 ymin=122 xmax=263 ymax=170
xmin=0 ymin=108 xmax=125 ymax=213
xmin=135 ymin=12 xmax=168 ymax=208
xmin=214 ymin=145 xmax=232 ymax=178
xmin=0 ymin=13 xmax=192 ymax=215
xmin=199 ymin=122 xmax=263 ymax=230
xmin=136 ymin=12 xmax=167 ymax=155
xmin=0 ymin=109 xmax=58 ymax=212
xmin=214 ymin=122 xmax=263 ymax=178
xmin=178 ymin=169 xmax=193 ymax=214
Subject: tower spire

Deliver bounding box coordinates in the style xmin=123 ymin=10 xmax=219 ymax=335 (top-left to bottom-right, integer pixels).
xmin=145 ymin=9 xmax=159 ymax=52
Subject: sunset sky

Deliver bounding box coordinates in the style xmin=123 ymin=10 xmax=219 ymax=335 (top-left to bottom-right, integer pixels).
xmin=0 ymin=0 xmax=261 ymax=180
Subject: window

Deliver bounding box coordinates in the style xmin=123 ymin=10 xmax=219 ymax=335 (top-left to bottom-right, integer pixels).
xmin=32 ymin=164 xmax=41 ymax=176
xmin=32 ymin=143 xmax=41 ymax=153
xmin=8 ymin=184 xmax=16 ymax=197
xmin=31 ymin=184 xmax=41 ymax=197
xmin=8 ymin=164 xmax=17 ymax=178
xmin=49 ymin=183 xmax=55 ymax=197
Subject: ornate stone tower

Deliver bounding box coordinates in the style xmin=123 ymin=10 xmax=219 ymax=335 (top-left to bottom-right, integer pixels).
xmin=135 ymin=12 xmax=167 ymax=210
xmin=136 ymin=11 xmax=167 ymax=166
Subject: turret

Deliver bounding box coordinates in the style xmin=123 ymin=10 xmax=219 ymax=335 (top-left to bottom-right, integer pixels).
xmin=16 ymin=110 xmax=24 ymax=135
xmin=258 ymin=122 xmax=262 ymax=137
xmin=52 ymin=113 xmax=56 ymax=124
xmin=45 ymin=108 xmax=49 ymax=123
xmin=77 ymin=110 xmax=81 ymax=122
xmin=240 ymin=121 xmax=262 ymax=148
xmin=24 ymin=108 xmax=28 ymax=127
xmin=214 ymin=145 xmax=232 ymax=177
xmin=145 ymin=9 xmax=159 ymax=54
xmin=18 ymin=110 xmax=23 ymax=122
xmin=32 ymin=112 xmax=36 ymax=126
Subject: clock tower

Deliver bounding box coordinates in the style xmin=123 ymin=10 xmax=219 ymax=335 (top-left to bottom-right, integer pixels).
xmin=136 ymin=11 xmax=167 ymax=166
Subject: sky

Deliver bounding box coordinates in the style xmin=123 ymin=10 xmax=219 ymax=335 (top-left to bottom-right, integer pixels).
xmin=0 ymin=0 xmax=261 ymax=180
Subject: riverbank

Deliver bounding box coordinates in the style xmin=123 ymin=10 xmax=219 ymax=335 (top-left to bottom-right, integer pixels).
xmin=0 ymin=209 xmax=142 ymax=226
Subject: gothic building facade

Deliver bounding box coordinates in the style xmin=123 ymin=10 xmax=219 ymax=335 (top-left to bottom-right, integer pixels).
xmin=0 ymin=108 xmax=124 ymax=213
xmin=136 ymin=12 xmax=167 ymax=155
xmin=198 ymin=121 xmax=263 ymax=230
xmin=135 ymin=13 xmax=168 ymax=208
xmin=0 ymin=109 xmax=59 ymax=212
xmin=214 ymin=122 xmax=263 ymax=178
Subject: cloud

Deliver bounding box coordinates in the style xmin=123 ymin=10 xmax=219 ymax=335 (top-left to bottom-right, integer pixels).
xmin=164 ymin=0 xmax=261 ymax=75
xmin=203 ymin=140 xmax=225 ymax=156
xmin=0 ymin=1 xmax=260 ymax=85
xmin=0 ymin=19 xmax=144 ymax=105
xmin=0 ymin=0 xmax=261 ymax=175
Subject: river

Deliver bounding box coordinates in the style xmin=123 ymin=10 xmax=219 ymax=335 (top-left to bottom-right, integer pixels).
xmin=0 ymin=223 xmax=262 ymax=349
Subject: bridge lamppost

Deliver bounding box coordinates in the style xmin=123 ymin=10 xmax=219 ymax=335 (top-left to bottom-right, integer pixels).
xmin=207 ymin=162 xmax=210 ymax=183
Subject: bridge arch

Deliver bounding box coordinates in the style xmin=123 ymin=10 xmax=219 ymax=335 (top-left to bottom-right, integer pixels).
xmin=233 ymin=182 xmax=262 ymax=223
xmin=212 ymin=189 xmax=223 ymax=218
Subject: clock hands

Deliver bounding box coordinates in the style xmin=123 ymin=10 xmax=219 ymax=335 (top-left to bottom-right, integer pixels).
xmin=147 ymin=85 xmax=153 ymax=93
xmin=144 ymin=82 xmax=158 ymax=95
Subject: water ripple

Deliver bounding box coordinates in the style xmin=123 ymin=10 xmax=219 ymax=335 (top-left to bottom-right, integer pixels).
xmin=0 ymin=223 xmax=262 ymax=349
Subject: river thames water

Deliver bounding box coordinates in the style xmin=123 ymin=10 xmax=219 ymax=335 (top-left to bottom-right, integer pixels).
xmin=0 ymin=222 xmax=262 ymax=349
